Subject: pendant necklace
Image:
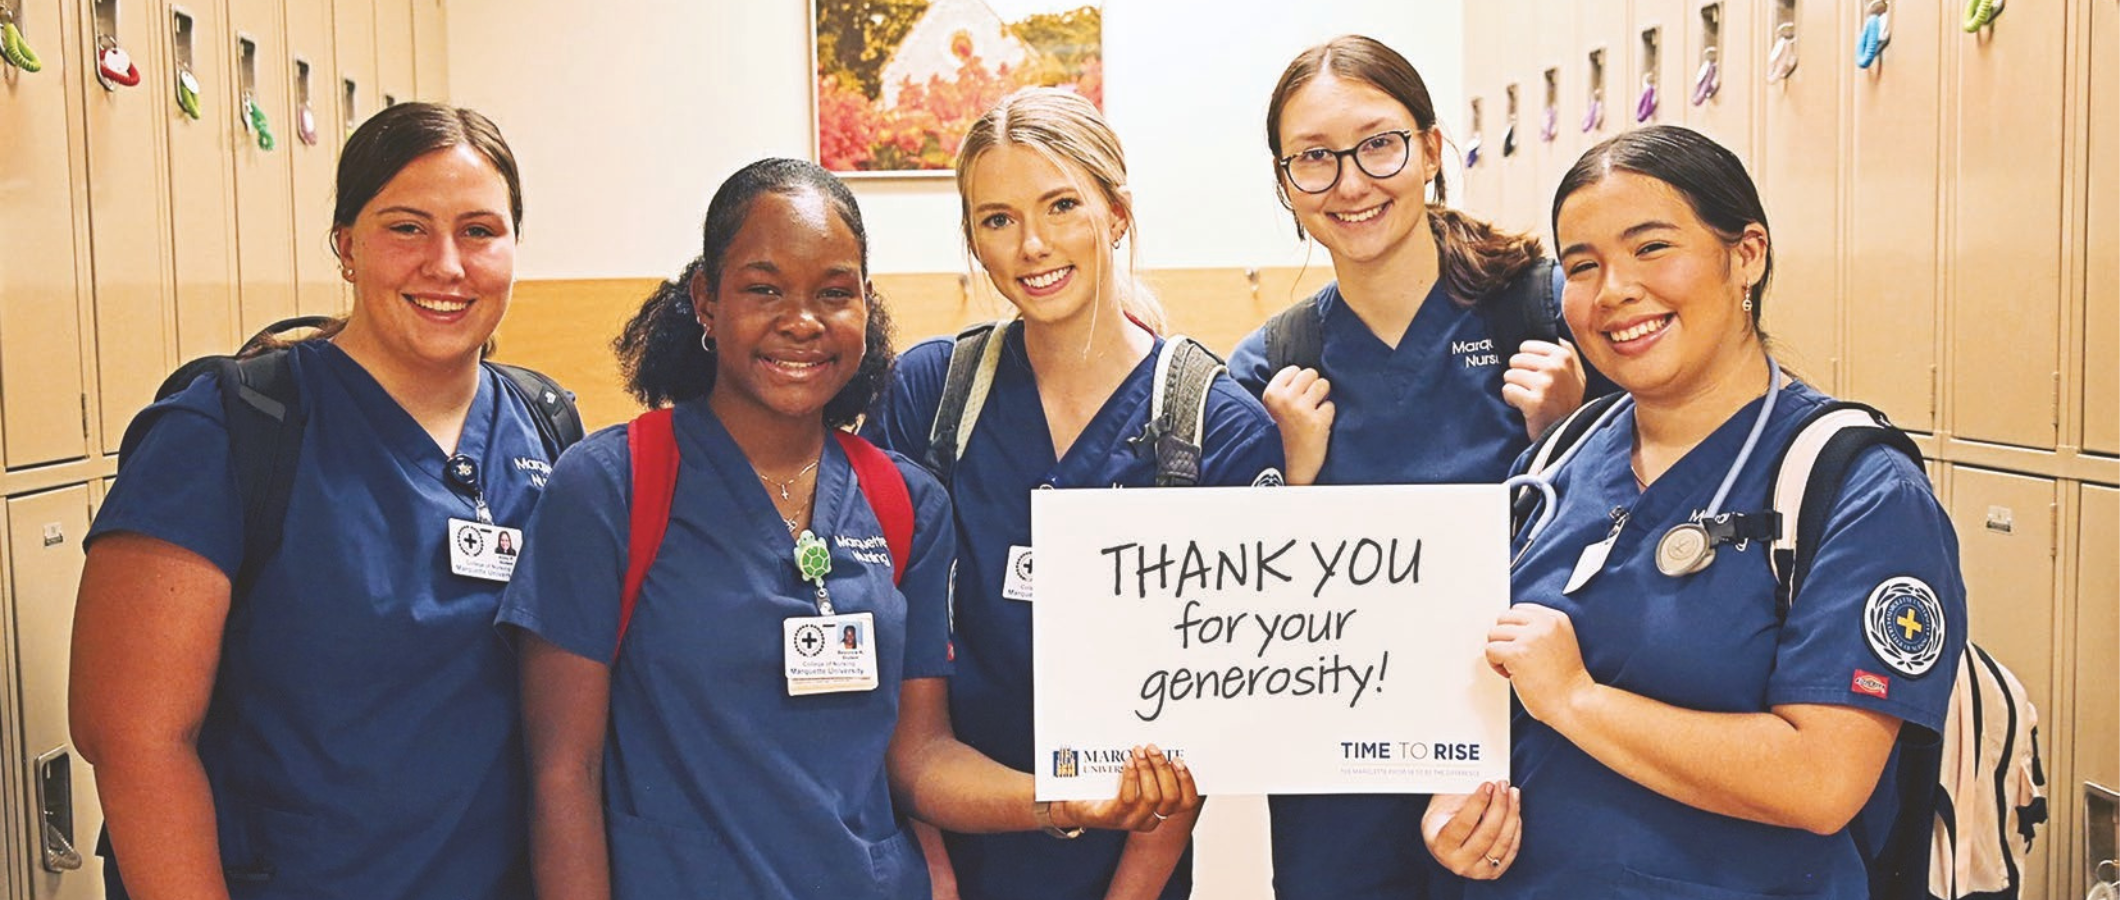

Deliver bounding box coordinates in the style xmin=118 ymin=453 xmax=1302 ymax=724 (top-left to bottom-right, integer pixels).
xmin=758 ymin=458 xmax=821 ymax=501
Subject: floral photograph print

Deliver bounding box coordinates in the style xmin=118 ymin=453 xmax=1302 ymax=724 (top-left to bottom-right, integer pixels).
xmin=814 ymin=0 xmax=1104 ymax=175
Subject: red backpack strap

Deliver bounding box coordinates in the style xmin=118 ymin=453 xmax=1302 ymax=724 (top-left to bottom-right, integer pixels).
xmin=619 ymin=408 xmax=680 ymax=656
xmin=833 ymin=431 xmax=913 ymax=586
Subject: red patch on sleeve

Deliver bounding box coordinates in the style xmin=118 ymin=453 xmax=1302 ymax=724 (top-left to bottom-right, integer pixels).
xmin=947 ymin=641 xmax=955 ymax=662
xmin=1851 ymin=670 xmax=1891 ymax=699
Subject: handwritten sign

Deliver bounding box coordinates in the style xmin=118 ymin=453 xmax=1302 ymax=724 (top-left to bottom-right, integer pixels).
xmin=1031 ymin=485 xmax=1511 ymax=799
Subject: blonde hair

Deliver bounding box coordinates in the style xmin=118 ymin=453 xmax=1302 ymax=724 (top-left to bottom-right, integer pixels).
xmin=954 ymin=87 xmax=1167 ymax=334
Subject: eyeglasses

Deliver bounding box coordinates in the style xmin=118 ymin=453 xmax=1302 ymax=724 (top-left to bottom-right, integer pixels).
xmin=1278 ymin=129 xmax=1417 ymax=194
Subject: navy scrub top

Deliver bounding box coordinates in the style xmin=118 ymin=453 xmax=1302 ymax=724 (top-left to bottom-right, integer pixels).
xmin=1476 ymin=380 xmax=1966 ymax=899
xmin=1227 ymin=273 xmax=1595 ymax=899
xmin=87 ymin=340 xmax=546 ymax=900
xmin=498 ymin=400 xmax=956 ymax=900
xmin=863 ymin=322 xmax=1285 ymax=900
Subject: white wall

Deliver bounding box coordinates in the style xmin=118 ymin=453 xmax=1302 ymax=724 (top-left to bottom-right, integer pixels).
xmin=448 ymin=0 xmax=1465 ymax=279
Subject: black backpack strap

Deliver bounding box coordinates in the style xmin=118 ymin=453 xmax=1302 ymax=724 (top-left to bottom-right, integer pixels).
xmin=924 ymin=322 xmax=1003 ymax=485
xmin=1143 ymin=337 xmax=1227 ymax=487
xmin=1261 ymin=294 xmax=1324 ymax=374
xmin=1478 ymin=258 xmax=1562 ymax=359
xmin=1509 ymin=391 xmax=1625 ymax=536
xmin=1765 ymin=401 xmax=1922 ymax=612
xmin=222 ymin=351 xmax=306 ymax=599
xmin=490 ymin=362 xmax=584 ymax=459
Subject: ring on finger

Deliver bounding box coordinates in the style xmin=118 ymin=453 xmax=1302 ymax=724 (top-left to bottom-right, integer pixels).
xmin=1151 ymin=811 xmax=1170 ymax=822
xmin=1486 ymin=856 xmax=1502 ymax=868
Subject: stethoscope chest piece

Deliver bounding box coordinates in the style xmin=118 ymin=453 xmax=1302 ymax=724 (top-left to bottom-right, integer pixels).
xmin=1655 ymin=522 xmax=1717 ymax=576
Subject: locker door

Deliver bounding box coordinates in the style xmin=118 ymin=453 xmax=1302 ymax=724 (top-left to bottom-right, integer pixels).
xmin=284 ymin=0 xmax=342 ymax=318
xmin=333 ymin=0 xmax=375 ymax=134
xmin=228 ymin=0 xmax=296 ymax=336
xmin=0 ymin=0 xmax=93 ymax=469
xmin=1459 ymin=0 xmax=1499 ymax=223
xmin=82 ymin=0 xmax=178 ymax=455
xmin=1630 ymin=0 xmax=1685 ymax=130
xmin=1948 ymin=0 xmax=2068 ymax=448
xmin=1683 ymin=0 xmax=1755 ymax=164
xmin=2085 ymin=0 xmax=2118 ymax=456
xmin=165 ymin=0 xmax=239 ymax=360
xmin=1578 ymin=0 xmax=1628 ymax=148
xmin=1947 ymin=466 xmax=2059 ymax=900
xmin=410 ymin=0 xmax=442 ymax=100
xmin=9 ymin=486 xmax=104 ymax=900
xmin=2076 ymin=485 xmax=2119 ymax=899
xmin=374 ymin=0 xmax=410 ymax=109
xmin=1755 ymin=0 xmax=1843 ymax=392
xmin=1530 ymin=0 xmax=1581 ymax=237
xmin=1846 ymin=0 xmax=1941 ymax=432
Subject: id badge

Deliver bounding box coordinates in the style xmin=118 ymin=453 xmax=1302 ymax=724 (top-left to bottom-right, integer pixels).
xmin=783 ymin=611 xmax=879 ymax=696
xmin=448 ymin=517 xmax=523 ymax=582
xmin=1002 ymin=544 xmax=1034 ymax=601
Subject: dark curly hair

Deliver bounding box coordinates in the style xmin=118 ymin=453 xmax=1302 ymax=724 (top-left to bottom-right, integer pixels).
xmin=614 ymin=158 xmax=894 ymax=429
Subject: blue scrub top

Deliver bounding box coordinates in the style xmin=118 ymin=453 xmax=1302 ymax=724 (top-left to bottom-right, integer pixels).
xmin=1474 ymin=380 xmax=1966 ymax=899
xmin=498 ymin=400 xmax=955 ymax=900
xmin=88 ymin=341 xmax=545 ymax=900
xmin=863 ymin=322 xmax=1284 ymax=900
xmin=1229 ymin=274 xmax=1593 ymax=899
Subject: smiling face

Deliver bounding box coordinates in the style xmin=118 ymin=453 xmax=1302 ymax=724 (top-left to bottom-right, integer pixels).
xmin=963 ymin=143 xmax=1128 ymax=328
xmin=1274 ymin=73 xmax=1441 ymax=268
xmin=1555 ymin=170 xmax=1769 ymax=404
xmin=696 ymin=188 xmax=869 ymax=428
xmin=333 ymin=144 xmax=516 ymax=369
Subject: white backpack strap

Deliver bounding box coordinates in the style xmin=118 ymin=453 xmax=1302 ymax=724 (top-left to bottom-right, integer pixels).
xmin=1766 ymin=404 xmax=1913 ymax=600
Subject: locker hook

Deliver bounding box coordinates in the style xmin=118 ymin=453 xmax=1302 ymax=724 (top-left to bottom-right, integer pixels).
xmin=1962 ymin=0 xmax=2004 ymax=32
xmin=95 ymin=32 xmax=142 ymax=90
xmin=1540 ymin=104 xmax=1558 ymax=142
xmin=1502 ymin=119 xmax=1518 ymax=157
xmin=296 ymin=102 xmax=319 ymax=146
xmin=1692 ymin=47 xmax=1721 ymax=104
xmin=1464 ymin=131 xmax=1483 ymax=168
xmin=0 ymin=14 xmax=42 ymax=72
xmin=1766 ymin=22 xmax=1799 ymax=83
xmin=1581 ymin=89 xmax=1605 ymax=133
xmin=1635 ymin=73 xmax=1659 ymax=122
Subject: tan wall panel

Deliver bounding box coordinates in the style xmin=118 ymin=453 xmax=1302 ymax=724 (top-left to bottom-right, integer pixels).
xmin=228 ymin=0 xmax=296 ymax=337
xmin=2085 ymin=0 xmax=2118 ymax=455
xmin=165 ymin=0 xmax=239 ymax=359
xmin=494 ymin=278 xmax=655 ymax=432
xmin=410 ymin=0 xmax=443 ymax=100
xmin=1755 ymin=0 xmax=1842 ymax=391
xmin=1948 ymin=0 xmax=2067 ymax=448
xmin=9 ymin=486 xmax=104 ymax=900
xmin=334 ymin=0 xmax=375 ymax=133
xmin=0 ymin=0 xmax=93 ymax=468
xmin=83 ymin=0 xmax=178 ymax=455
xmin=1682 ymin=0 xmax=1755 ymax=163
xmin=284 ymin=0 xmax=343 ymax=319
xmin=1845 ymin=0 xmax=1941 ymax=432
xmin=1948 ymin=466 xmax=2058 ymax=899
xmin=2075 ymin=485 xmax=2118 ymax=897
xmin=373 ymin=0 xmax=409 ymax=107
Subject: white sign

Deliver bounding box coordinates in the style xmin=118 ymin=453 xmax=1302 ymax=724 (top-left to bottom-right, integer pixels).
xmin=1032 ymin=485 xmax=1512 ymax=799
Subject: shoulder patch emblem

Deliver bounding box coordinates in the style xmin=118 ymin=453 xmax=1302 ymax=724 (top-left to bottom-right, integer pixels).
xmin=1251 ymin=467 xmax=1286 ymax=488
xmin=1863 ymin=576 xmax=1947 ymax=678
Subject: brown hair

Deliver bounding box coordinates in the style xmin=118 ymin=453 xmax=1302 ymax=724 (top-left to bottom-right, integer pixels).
xmin=954 ymin=88 xmax=1167 ymax=334
xmin=1266 ymin=35 xmax=1543 ymax=307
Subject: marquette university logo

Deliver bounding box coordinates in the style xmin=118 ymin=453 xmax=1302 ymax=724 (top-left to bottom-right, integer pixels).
xmin=1053 ymin=747 xmax=1079 ymax=778
xmin=1863 ymin=576 xmax=1946 ymax=677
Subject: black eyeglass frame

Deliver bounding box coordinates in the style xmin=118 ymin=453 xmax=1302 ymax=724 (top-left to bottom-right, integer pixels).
xmin=1277 ymin=129 xmax=1420 ymax=195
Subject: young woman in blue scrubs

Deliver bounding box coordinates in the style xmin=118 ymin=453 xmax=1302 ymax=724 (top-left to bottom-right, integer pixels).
xmin=505 ymin=158 xmax=1195 ymax=900
xmin=72 ymin=103 xmax=543 ymax=899
xmin=863 ymin=89 xmax=1286 ymax=900
xmin=1422 ymin=125 xmax=1967 ymax=898
xmin=1225 ymin=36 xmax=1590 ymax=900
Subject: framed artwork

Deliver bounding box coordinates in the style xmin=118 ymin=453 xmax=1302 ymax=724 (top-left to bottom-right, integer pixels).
xmin=812 ymin=0 xmax=1104 ymax=176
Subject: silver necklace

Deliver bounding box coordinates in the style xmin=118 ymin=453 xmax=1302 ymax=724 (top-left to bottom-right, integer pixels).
xmin=757 ymin=458 xmax=820 ymax=501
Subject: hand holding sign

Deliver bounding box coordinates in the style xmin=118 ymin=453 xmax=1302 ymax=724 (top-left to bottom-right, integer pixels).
xmin=1056 ymin=745 xmax=1200 ymax=833
xmin=1485 ymin=603 xmax=1593 ymax=726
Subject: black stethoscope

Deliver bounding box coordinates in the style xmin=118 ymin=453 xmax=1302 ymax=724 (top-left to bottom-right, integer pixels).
xmin=1508 ymin=359 xmax=1783 ymax=577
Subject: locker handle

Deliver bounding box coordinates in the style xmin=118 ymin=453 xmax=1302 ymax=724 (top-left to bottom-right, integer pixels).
xmin=1693 ymin=47 xmax=1721 ymax=104
xmin=1856 ymin=3 xmax=1890 ymax=69
xmin=2 ymin=16 xmax=43 ymax=72
xmin=35 ymin=748 xmax=83 ymax=873
xmin=1767 ymin=22 xmax=1799 ymax=83
xmin=1963 ymin=0 xmax=2004 ymax=33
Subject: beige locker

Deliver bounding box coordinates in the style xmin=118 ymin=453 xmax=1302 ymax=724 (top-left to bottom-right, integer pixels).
xmin=409 ymin=0 xmax=442 ymax=100
xmin=374 ymin=0 xmax=410 ymax=108
xmin=1629 ymin=0 xmax=1685 ymax=130
xmin=1682 ymin=0 xmax=1755 ymax=163
xmin=1948 ymin=466 xmax=2059 ymax=900
xmin=2085 ymin=0 xmax=2118 ymax=456
xmin=0 ymin=0 xmax=94 ymax=469
xmin=2075 ymin=485 xmax=2118 ymax=899
xmin=1530 ymin=0 xmax=1581 ymax=238
xmin=284 ymin=0 xmax=343 ymax=318
xmin=334 ymin=0 xmax=374 ymax=134
xmin=1578 ymin=0 xmax=1628 ymax=149
xmin=229 ymin=0 xmax=297 ymax=336
xmin=165 ymin=0 xmax=239 ymax=360
xmin=1845 ymin=0 xmax=1941 ymax=433
xmin=1494 ymin=0 xmax=1539 ymax=235
xmin=82 ymin=0 xmax=178 ymax=455
xmin=1755 ymin=0 xmax=1842 ymax=392
xmin=1947 ymin=0 xmax=2068 ymax=449
xmin=1458 ymin=0 xmax=1500 ymax=224
xmin=9 ymin=486 xmax=104 ymax=900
